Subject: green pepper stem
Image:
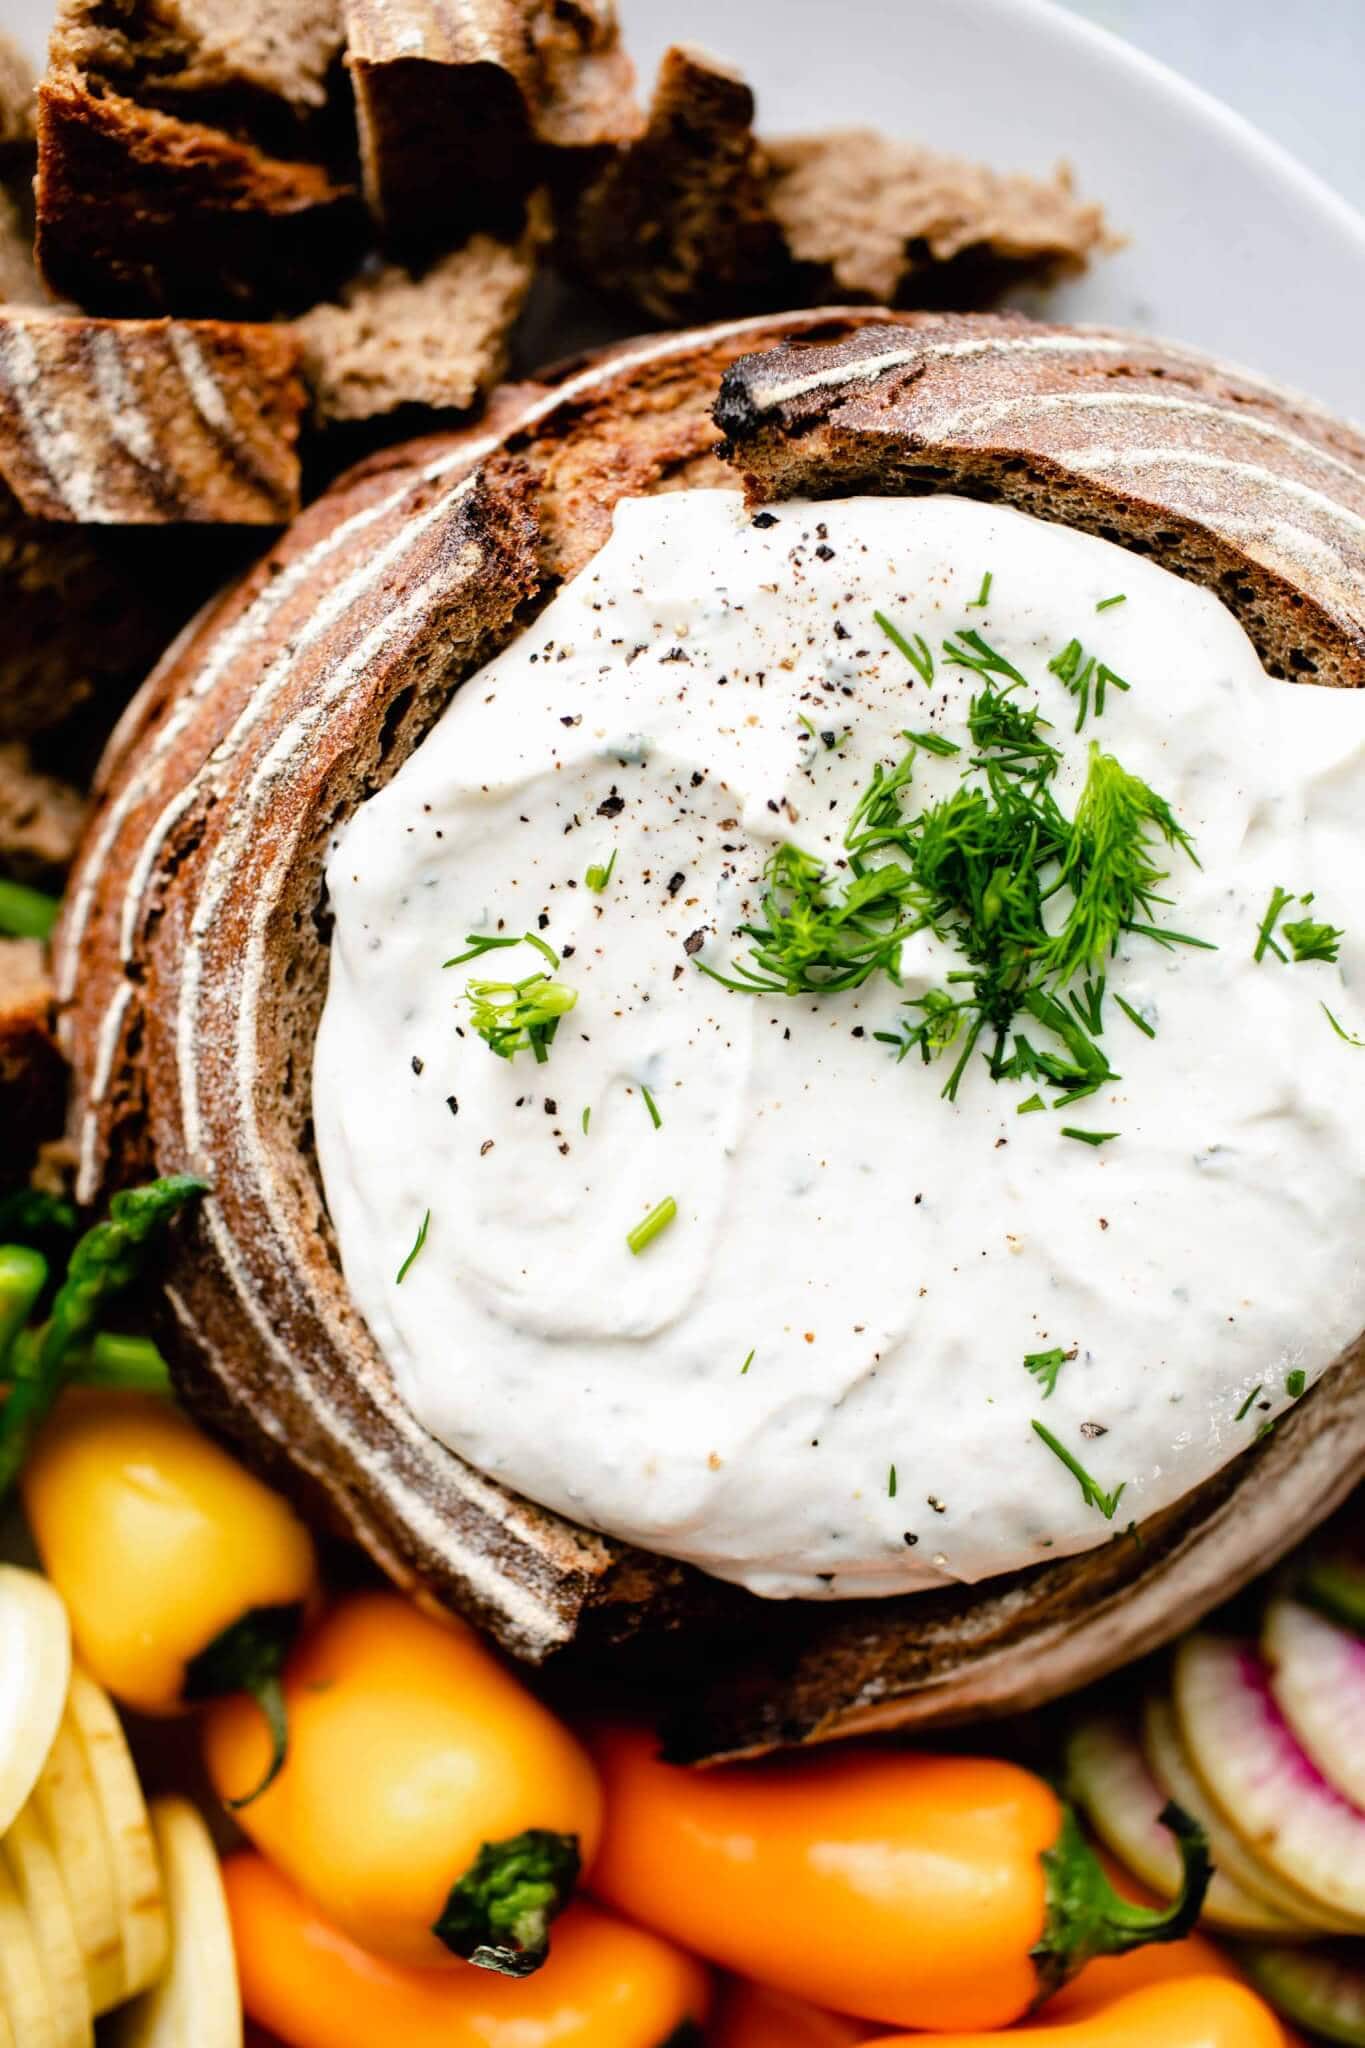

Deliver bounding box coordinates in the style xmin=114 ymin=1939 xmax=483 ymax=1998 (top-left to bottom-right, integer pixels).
xmin=432 ymin=1829 xmax=581 ymax=1976
xmin=182 ymin=1602 xmax=304 ymax=1809
xmin=1032 ymin=1799 xmax=1212 ymax=2006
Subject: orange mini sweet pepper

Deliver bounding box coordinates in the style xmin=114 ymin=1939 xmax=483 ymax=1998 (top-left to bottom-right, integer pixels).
xmin=224 ymin=1852 xmax=710 ymax=2048
xmin=864 ymin=1975 xmax=1287 ymax=2046
xmin=588 ymin=1726 xmax=1209 ymax=2032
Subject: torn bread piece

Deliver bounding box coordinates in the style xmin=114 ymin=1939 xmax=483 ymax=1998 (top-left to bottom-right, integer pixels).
xmin=0 ymin=307 xmax=306 ymax=523
xmin=296 ymin=214 xmax=542 ymax=426
xmin=37 ymin=0 xmax=364 ymax=317
xmin=564 ymin=45 xmax=1108 ymax=322
xmin=560 ymin=43 xmax=781 ymax=322
xmin=0 ymin=743 xmax=85 ymax=887
xmin=0 ymin=937 xmax=63 ymax=1172
xmin=0 ymin=32 xmax=35 ymax=164
xmin=346 ymin=0 xmax=638 ymax=254
xmin=766 ymin=130 xmax=1110 ymax=305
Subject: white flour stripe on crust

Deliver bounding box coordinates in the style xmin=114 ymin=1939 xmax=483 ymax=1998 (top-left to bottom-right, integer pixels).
xmin=1059 ymin=444 xmax=1365 ymax=544
xmin=181 ymin=544 xmax=592 ymax=1565
xmin=88 ymin=330 xmax=158 ymax=470
xmin=0 ymin=321 xmax=108 ymax=519
xmin=737 ymin=331 xmax=1133 ymax=414
xmin=929 ymin=388 xmax=1365 ymax=493
xmin=167 ymin=328 xmax=234 ymax=437
xmin=165 ymin=1275 xmax=578 ymax=1647
xmin=76 ymin=982 xmax=133 ymax=1202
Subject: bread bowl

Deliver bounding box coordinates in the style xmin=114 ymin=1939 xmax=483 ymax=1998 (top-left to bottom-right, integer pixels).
xmin=55 ymin=308 xmax=1365 ymax=1759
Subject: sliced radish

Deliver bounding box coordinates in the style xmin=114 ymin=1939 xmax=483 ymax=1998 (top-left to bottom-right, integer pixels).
xmin=1065 ymin=1714 xmax=1287 ymax=1934
xmin=1174 ymin=1633 xmax=1365 ymax=1926
xmin=1241 ymin=1941 xmax=1365 ymax=2046
xmin=1265 ymin=1598 xmax=1365 ymax=1811
xmin=0 ymin=1565 xmax=71 ymax=1836
xmin=1140 ymin=1692 xmax=1338 ymax=1935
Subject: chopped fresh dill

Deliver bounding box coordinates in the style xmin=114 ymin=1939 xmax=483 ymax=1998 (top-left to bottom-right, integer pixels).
xmin=640 ymin=1083 xmax=662 ymax=1129
xmin=627 ymin=1196 xmax=677 ymax=1256
xmin=1282 ymin=914 xmax=1344 ymax=963
xmin=1024 ymin=1346 xmax=1071 ymax=1398
xmin=1062 ymin=1127 xmax=1118 ymax=1146
xmin=581 ymin=1107 xmax=591 ymax=1133
xmin=1017 ymin=1093 xmax=1046 ymax=1114
xmin=444 ymin=930 xmax=559 ymax=970
xmin=1235 ymin=1384 xmax=1263 ymax=1421
xmin=1323 ymin=1003 xmax=1365 ymax=1048
xmin=1256 ymin=1418 xmax=1276 ymax=1442
xmin=874 ymin=610 xmax=934 ymax=683
xmin=396 ymin=1209 xmax=430 ymax=1285
xmin=1114 ymin=992 xmax=1156 ymax=1039
xmin=1047 ymin=639 xmax=1130 ymax=732
xmin=942 ymin=627 xmax=1028 ymax=688
xmin=585 ymin=848 xmax=618 ymax=893
xmin=1255 ymin=886 xmax=1345 ymax=965
xmin=1043 ymin=745 xmax=1200 ymax=985
xmin=967 ymin=569 xmax=993 ymax=609
xmin=1032 ymin=1420 xmax=1126 ymax=1518
xmin=1069 ymin=975 xmax=1106 ymax=1037
xmin=1285 ymin=1368 xmax=1307 ymax=1399
xmin=740 ymin=1348 xmax=755 ymax=1375
xmin=1254 ymin=886 xmax=1294 ymax=963
xmin=463 ymin=972 xmax=577 ymax=1063
xmin=1096 ymin=593 xmax=1127 ymax=612
xmin=888 ymin=1463 xmax=898 ymax=1497
xmin=904 ymin=729 xmax=961 ymax=758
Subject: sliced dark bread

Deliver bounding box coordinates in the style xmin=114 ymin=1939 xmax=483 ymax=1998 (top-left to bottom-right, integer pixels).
xmin=0 ymin=938 xmax=63 ymax=1174
xmin=0 ymin=742 xmax=86 ymax=887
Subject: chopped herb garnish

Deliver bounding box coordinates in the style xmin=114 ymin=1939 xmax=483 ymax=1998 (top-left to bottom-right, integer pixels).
xmin=1017 ymin=1093 xmax=1046 ymax=1114
xmin=581 ymin=1107 xmax=591 ymax=1134
xmin=1047 ymin=639 xmax=1130 ymax=732
xmin=585 ymin=849 xmax=618 ymax=893
xmin=640 ymin=1084 xmax=662 ymax=1129
xmin=445 ymin=930 xmax=559 ymax=970
xmin=1285 ymin=1369 xmax=1307 ymax=1399
xmin=874 ymin=610 xmax=934 ymax=684
xmin=967 ymin=570 xmax=993 ymax=609
xmin=1235 ymin=1384 xmax=1263 ymax=1422
xmin=1024 ymin=1346 xmax=1071 ymax=1398
xmin=1253 ymin=886 xmax=1294 ymax=964
xmin=888 ymin=1464 xmax=898 ymax=1497
xmin=463 ymin=973 xmax=578 ymax=1063
xmin=627 ymin=1197 xmax=677 ymax=1257
xmin=1323 ymin=1003 xmax=1365 ymax=1048
xmin=942 ymin=628 xmax=1028 ymax=689
xmin=740 ymin=1348 xmax=754 ymax=1375
xmin=1114 ymin=992 xmax=1156 ymax=1039
xmin=1062 ymin=1127 xmax=1118 ymax=1146
xmin=1032 ymin=1421 xmax=1126 ymax=1519
xmin=396 ymin=1209 xmax=430 ymax=1285
xmin=904 ymin=729 xmax=961 ymax=758
xmin=1096 ymin=593 xmax=1127 ymax=612
xmin=1282 ymin=914 xmax=1344 ymax=964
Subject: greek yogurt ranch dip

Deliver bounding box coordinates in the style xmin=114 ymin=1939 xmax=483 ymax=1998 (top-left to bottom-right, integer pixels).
xmin=313 ymin=489 xmax=1365 ymax=1600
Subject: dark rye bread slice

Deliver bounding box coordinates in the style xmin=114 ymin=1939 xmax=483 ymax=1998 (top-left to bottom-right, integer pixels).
xmin=562 ymin=45 xmax=1107 ymax=324
xmin=0 ymin=938 xmax=64 ymax=1176
xmin=0 ymin=743 xmax=86 ymax=887
xmin=0 ymin=307 xmax=306 ymax=522
xmin=346 ymin=0 xmax=639 ymax=258
xmin=37 ymin=0 xmax=363 ymax=317
xmin=56 ymin=311 xmax=1365 ymax=1757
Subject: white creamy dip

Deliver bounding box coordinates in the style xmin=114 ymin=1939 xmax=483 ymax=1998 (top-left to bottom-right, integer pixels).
xmin=314 ymin=490 xmax=1365 ymax=1599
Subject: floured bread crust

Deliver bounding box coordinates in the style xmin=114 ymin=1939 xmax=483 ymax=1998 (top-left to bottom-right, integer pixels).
xmin=57 ymin=309 xmax=1365 ymax=1756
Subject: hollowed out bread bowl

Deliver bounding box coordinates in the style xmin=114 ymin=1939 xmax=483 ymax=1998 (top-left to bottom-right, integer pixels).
xmin=56 ymin=310 xmax=1365 ymax=1760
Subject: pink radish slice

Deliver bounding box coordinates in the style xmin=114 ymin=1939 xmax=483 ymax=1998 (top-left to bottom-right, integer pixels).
xmin=1265 ymin=1598 xmax=1365 ymax=1811
xmin=1065 ymin=1714 xmax=1294 ymax=1934
xmin=1140 ymin=1692 xmax=1337 ymax=1934
xmin=1241 ymin=1940 xmax=1365 ymax=2046
xmin=1173 ymin=1633 xmax=1365 ymax=1926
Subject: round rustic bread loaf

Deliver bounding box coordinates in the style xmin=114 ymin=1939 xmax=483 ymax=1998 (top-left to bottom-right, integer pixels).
xmin=56 ymin=309 xmax=1365 ymax=1759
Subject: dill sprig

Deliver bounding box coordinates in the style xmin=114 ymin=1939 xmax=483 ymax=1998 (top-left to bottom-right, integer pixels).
xmin=1047 ymin=638 xmax=1130 ymax=732
xmin=1254 ymin=885 xmax=1346 ymax=965
xmin=874 ymin=611 xmax=934 ymax=684
xmin=1032 ymin=1420 xmax=1126 ymax=1518
xmin=445 ymin=930 xmax=559 ymax=970
xmin=1024 ymin=1346 xmax=1072 ymax=1397
xmin=396 ymin=1209 xmax=430 ymax=1285
xmin=463 ymin=972 xmax=578 ymax=1063
xmin=942 ymin=628 xmax=1028 ymax=689
xmin=1041 ymin=746 xmax=1199 ymax=986
xmin=697 ymin=840 xmax=920 ymax=997
xmin=1323 ymin=1003 xmax=1365 ymax=1048
xmin=585 ymin=849 xmax=618 ymax=893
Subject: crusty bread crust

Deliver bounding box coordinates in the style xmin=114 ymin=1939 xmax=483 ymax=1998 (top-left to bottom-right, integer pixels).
xmin=58 ymin=310 xmax=1365 ymax=1753
xmin=0 ymin=307 xmax=305 ymax=523
xmin=0 ymin=937 xmax=63 ymax=1175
